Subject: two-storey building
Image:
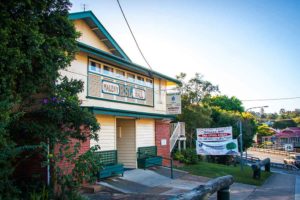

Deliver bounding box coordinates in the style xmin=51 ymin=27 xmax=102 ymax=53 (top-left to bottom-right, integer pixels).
xmin=64 ymin=11 xmax=181 ymax=168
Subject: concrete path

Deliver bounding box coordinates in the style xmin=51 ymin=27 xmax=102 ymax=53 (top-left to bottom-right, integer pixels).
xmin=97 ymin=167 xmax=210 ymax=196
xmin=87 ymin=167 xmax=298 ymax=200
xmin=295 ymin=175 xmax=300 ymax=200
xmin=245 ymin=173 xmax=295 ymax=200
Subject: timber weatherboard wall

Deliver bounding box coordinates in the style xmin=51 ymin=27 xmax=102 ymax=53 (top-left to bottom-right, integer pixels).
xmin=90 ymin=115 xmax=116 ymax=151
xmin=61 ymin=51 xmax=171 ymax=114
xmin=74 ymin=19 xmax=112 ymax=54
xmin=136 ymin=119 xmax=155 ymax=148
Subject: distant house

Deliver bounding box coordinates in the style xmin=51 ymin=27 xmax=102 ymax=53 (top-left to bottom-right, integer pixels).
xmin=275 ymin=127 xmax=300 ymax=148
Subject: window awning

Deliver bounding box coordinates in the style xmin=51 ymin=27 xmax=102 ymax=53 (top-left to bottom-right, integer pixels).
xmin=85 ymin=106 xmax=176 ymax=120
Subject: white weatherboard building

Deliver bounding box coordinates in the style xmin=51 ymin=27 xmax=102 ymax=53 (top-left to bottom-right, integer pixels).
xmin=63 ymin=11 xmax=185 ymax=168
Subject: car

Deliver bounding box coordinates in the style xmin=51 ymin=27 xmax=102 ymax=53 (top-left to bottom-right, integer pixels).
xmin=283 ymin=154 xmax=300 ymax=167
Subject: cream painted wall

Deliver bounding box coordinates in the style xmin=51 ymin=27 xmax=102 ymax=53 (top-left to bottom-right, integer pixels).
xmin=62 ymin=19 xmax=169 ymax=114
xmin=62 ymin=52 xmax=168 ymax=114
xmin=73 ymin=19 xmax=112 ymax=53
xmin=136 ymin=119 xmax=155 ymax=148
xmin=90 ymin=115 xmax=116 ymax=151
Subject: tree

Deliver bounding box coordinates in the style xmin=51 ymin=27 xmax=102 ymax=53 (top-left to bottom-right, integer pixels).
xmin=177 ymin=73 xmax=219 ymax=104
xmin=257 ymin=124 xmax=276 ymax=137
xmin=176 ymin=73 xmax=218 ymax=147
xmin=205 ymin=95 xmax=244 ymax=112
xmin=0 ymin=1 xmax=100 ymax=198
xmin=272 ymin=119 xmax=297 ymax=129
xmin=210 ymin=107 xmax=257 ymax=149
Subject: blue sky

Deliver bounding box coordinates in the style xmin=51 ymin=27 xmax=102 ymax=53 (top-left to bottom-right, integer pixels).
xmin=71 ymin=0 xmax=300 ymax=113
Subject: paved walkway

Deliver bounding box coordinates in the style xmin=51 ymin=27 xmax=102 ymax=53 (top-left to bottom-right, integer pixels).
xmin=245 ymin=173 xmax=296 ymax=200
xmin=85 ymin=168 xmax=299 ymax=200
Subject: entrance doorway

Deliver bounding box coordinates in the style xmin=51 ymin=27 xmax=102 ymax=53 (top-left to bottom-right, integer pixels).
xmin=116 ymin=118 xmax=136 ymax=168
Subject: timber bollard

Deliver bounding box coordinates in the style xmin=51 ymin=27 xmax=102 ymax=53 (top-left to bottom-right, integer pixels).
xmin=251 ymin=158 xmax=270 ymax=179
xmin=217 ymin=186 xmax=230 ymax=200
xmin=170 ymin=175 xmax=234 ymax=200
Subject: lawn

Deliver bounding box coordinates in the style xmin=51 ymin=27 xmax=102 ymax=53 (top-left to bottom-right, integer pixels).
xmin=177 ymin=161 xmax=272 ymax=186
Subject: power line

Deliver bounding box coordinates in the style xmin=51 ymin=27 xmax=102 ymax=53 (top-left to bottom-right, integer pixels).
xmin=116 ymin=0 xmax=153 ymax=72
xmin=242 ymin=96 xmax=300 ymax=102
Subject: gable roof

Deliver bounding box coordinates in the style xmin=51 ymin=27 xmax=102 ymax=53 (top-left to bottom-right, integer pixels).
xmin=69 ymin=11 xmax=181 ymax=85
xmin=78 ymin=42 xmax=181 ymax=84
xmin=69 ymin=11 xmax=131 ymax=61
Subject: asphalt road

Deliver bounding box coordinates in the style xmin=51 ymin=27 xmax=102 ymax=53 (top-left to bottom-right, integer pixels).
xmin=246 ymin=150 xmax=287 ymax=164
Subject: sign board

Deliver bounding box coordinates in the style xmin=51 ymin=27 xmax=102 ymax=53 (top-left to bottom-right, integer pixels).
xmin=284 ymin=144 xmax=293 ymax=152
xmin=197 ymin=127 xmax=232 ymax=142
xmin=196 ymin=139 xmax=239 ymax=155
xmin=88 ymin=73 xmax=153 ymax=106
xmin=161 ymin=139 xmax=167 ymax=146
xmin=166 ymin=94 xmax=181 ymax=114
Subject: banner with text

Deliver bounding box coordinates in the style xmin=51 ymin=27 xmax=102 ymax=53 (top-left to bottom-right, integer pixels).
xmin=196 ymin=139 xmax=239 ymax=155
xmin=197 ymin=127 xmax=232 ymax=142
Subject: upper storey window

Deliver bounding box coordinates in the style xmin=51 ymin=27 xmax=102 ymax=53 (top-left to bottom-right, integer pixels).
xmin=116 ymin=69 xmax=125 ymax=80
xmin=127 ymin=73 xmax=135 ymax=83
xmin=137 ymin=76 xmax=144 ymax=85
xmin=103 ymin=65 xmax=113 ymax=76
xmin=89 ymin=61 xmax=101 ymax=73
xmin=88 ymin=59 xmax=153 ymax=88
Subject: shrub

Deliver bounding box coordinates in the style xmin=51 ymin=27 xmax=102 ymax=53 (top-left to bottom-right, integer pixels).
xmin=181 ymin=148 xmax=198 ymax=164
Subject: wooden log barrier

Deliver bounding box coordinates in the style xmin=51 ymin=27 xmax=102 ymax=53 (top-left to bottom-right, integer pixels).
xmin=171 ymin=175 xmax=234 ymax=200
xmin=251 ymin=158 xmax=270 ymax=179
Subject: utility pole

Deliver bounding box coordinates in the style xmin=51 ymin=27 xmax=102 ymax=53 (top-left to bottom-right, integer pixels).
xmin=239 ymin=120 xmax=243 ymax=171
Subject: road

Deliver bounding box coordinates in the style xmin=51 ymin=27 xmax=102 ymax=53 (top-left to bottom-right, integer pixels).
xmin=246 ymin=150 xmax=286 ymax=164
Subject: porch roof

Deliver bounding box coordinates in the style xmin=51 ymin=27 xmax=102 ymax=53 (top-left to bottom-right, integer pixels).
xmin=86 ymin=106 xmax=176 ymax=120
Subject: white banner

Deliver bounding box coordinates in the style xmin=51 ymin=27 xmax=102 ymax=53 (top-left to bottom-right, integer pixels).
xmin=196 ymin=139 xmax=239 ymax=155
xmin=166 ymin=94 xmax=181 ymax=114
xmin=197 ymin=127 xmax=232 ymax=142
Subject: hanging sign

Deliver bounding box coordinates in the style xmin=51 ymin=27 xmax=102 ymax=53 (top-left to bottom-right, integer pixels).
xmin=196 ymin=139 xmax=239 ymax=155
xmin=166 ymin=93 xmax=181 ymax=114
xmin=197 ymin=127 xmax=232 ymax=142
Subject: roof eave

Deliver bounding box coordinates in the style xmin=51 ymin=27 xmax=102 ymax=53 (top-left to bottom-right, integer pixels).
xmin=77 ymin=42 xmax=181 ymax=85
xmin=69 ymin=11 xmax=131 ymax=62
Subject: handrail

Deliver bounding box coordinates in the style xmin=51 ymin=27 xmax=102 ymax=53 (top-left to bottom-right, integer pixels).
xmin=143 ymin=156 xmax=174 ymax=179
xmin=170 ymin=123 xmax=181 ymax=152
xmin=161 ymin=156 xmax=174 ymax=179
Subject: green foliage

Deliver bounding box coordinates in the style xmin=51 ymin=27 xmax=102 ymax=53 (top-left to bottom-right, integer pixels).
xmin=173 ymin=149 xmax=199 ymax=164
xmin=53 ymin=144 xmax=101 ymax=199
xmin=210 ymin=107 xmax=257 ymax=149
xmin=272 ymin=119 xmax=297 ymax=129
xmin=176 ymin=73 xmax=218 ymax=147
xmin=176 ymin=73 xmax=257 ymax=150
xmin=173 ymin=151 xmax=185 ymax=162
xmin=257 ymin=124 xmax=276 ymax=136
xmin=206 ymin=155 xmax=234 ymax=165
xmin=205 ymin=95 xmax=244 ymax=112
xmin=258 ymin=141 xmax=273 ymax=148
xmin=177 ymin=161 xmax=272 ymax=186
xmin=29 ymin=186 xmax=48 ymax=200
xmin=0 ymin=1 xmax=101 ymax=199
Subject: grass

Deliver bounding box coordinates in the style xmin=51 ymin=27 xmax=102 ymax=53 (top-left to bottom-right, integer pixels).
xmin=177 ymin=161 xmax=272 ymax=186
